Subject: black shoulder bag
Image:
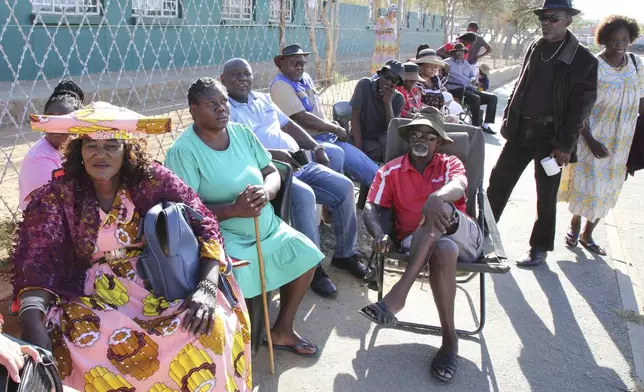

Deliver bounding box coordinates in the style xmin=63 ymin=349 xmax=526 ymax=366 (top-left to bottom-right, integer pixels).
xmin=0 ymin=335 xmax=64 ymax=392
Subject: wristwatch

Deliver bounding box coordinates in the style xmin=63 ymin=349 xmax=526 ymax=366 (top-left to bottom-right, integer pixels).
xmin=312 ymin=144 xmax=325 ymax=154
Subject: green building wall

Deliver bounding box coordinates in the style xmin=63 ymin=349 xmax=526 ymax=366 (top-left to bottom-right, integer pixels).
xmin=0 ymin=0 xmax=445 ymax=82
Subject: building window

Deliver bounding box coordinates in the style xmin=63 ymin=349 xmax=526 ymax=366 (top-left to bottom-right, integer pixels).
xmin=222 ymin=0 xmax=253 ymax=21
xmin=31 ymin=0 xmax=100 ymax=15
xmin=269 ymin=0 xmax=292 ymax=23
xmin=132 ymin=0 xmax=179 ymax=17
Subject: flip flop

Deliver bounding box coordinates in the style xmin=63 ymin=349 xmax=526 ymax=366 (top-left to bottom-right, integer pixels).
xmin=579 ymin=239 xmax=607 ymax=256
xmin=565 ymin=231 xmax=579 ymax=247
xmin=263 ymin=337 xmax=320 ymax=358
xmin=431 ymin=350 xmax=459 ymax=383
xmin=358 ymin=301 xmax=398 ymax=326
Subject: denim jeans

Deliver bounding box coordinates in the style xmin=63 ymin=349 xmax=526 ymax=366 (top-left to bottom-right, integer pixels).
xmin=290 ymin=162 xmax=358 ymax=259
xmin=314 ymin=133 xmax=379 ymax=187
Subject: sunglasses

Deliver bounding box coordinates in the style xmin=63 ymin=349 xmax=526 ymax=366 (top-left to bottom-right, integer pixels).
xmin=538 ymin=14 xmax=563 ymax=23
xmin=411 ymin=130 xmax=438 ymax=141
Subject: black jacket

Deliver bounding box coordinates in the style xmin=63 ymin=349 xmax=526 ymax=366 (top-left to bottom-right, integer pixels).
xmin=502 ymin=31 xmax=598 ymax=159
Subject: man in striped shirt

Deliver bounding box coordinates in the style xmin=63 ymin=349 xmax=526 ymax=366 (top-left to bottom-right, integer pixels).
xmin=359 ymin=108 xmax=483 ymax=383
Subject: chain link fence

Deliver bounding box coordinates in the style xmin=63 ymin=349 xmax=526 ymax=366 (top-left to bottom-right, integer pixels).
xmin=0 ymin=0 xmax=522 ymax=260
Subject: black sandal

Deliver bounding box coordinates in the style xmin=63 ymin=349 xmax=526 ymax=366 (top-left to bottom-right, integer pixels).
xmin=579 ymin=239 xmax=607 ymax=256
xmin=358 ymin=301 xmax=398 ymax=326
xmin=565 ymin=231 xmax=579 ymax=247
xmin=431 ymin=350 xmax=459 ymax=382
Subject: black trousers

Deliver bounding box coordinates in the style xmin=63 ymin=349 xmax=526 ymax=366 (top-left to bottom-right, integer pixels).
xmin=486 ymin=124 xmax=561 ymax=251
xmin=450 ymin=87 xmax=498 ymax=126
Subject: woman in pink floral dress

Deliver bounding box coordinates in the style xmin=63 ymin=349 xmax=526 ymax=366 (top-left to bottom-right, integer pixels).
xmin=12 ymin=102 xmax=252 ymax=392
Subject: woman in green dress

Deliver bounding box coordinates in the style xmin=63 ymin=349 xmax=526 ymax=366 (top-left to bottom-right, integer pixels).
xmin=166 ymin=77 xmax=323 ymax=357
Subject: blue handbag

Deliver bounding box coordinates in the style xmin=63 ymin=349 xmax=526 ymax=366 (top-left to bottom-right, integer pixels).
xmin=137 ymin=201 xmax=203 ymax=302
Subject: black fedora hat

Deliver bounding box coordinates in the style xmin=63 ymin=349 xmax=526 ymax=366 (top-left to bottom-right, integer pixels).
xmin=378 ymin=60 xmax=405 ymax=85
xmin=274 ymin=43 xmax=311 ymax=68
xmin=449 ymin=43 xmax=469 ymax=53
xmin=533 ymin=0 xmax=580 ymax=16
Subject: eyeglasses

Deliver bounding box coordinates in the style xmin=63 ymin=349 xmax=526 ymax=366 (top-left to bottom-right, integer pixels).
xmin=288 ymin=60 xmax=307 ymax=68
xmin=410 ymin=130 xmax=438 ymax=141
xmin=538 ymin=14 xmax=562 ymax=23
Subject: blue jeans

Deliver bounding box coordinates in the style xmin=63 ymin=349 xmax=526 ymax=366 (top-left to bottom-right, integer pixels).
xmin=290 ymin=162 xmax=358 ymax=259
xmin=315 ymin=133 xmax=379 ymax=187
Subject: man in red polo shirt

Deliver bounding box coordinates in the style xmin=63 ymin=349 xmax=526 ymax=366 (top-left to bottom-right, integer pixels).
xmin=359 ymin=108 xmax=483 ymax=383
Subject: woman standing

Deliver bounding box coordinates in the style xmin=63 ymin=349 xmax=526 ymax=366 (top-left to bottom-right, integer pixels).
xmin=559 ymin=15 xmax=644 ymax=255
xmin=371 ymin=4 xmax=398 ymax=75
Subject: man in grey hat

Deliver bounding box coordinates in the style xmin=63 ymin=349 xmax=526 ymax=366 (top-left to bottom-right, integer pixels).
xmin=360 ymin=107 xmax=484 ymax=383
xmin=350 ymin=60 xmax=406 ymax=162
xmin=445 ymin=43 xmax=498 ymax=132
xmin=270 ymin=43 xmax=379 ymax=189
xmin=487 ymin=0 xmax=597 ymax=267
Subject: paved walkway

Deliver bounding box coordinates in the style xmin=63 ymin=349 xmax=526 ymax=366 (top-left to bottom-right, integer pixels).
xmin=252 ymin=81 xmax=639 ymax=391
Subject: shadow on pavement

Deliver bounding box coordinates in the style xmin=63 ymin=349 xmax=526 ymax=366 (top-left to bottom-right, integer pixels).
xmin=558 ymin=250 xmax=634 ymax=373
xmin=493 ymin=263 xmax=629 ymax=391
xmin=333 ymin=341 xmax=492 ymax=392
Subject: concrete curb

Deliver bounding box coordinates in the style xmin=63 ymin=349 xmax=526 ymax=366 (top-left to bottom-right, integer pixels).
xmin=489 ymin=64 xmax=522 ymax=90
xmin=606 ymin=210 xmax=644 ymax=384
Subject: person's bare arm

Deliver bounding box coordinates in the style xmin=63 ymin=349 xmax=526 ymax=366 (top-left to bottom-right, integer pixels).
xmin=436 ymin=45 xmax=449 ymax=59
xmin=207 ymin=162 xmax=280 ymax=220
xmin=364 ymin=202 xmax=393 ymax=253
xmin=351 ymin=107 xmax=364 ymax=150
xmin=280 ymin=121 xmax=319 ymax=150
xmin=479 ymin=42 xmax=492 ymax=58
xmin=433 ymin=176 xmax=466 ymax=202
xmin=364 ymin=202 xmax=385 ymax=239
xmin=290 ymin=111 xmax=344 ymax=136
xmin=382 ymin=88 xmax=396 ymax=128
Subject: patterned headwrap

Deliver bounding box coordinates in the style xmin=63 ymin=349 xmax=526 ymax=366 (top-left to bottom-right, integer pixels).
xmin=387 ymin=3 xmax=398 ymax=13
xmin=30 ymin=101 xmax=172 ymax=140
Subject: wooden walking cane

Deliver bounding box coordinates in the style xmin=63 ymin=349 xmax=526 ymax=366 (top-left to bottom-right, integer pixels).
xmin=253 ymin=216 xmax=276 ymax=375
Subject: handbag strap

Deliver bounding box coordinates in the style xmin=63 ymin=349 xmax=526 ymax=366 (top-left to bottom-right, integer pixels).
xmin=630 ymin=53 xmax=638 ymax=74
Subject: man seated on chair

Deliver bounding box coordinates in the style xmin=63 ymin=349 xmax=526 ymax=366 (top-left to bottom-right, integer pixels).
xmin=222 ymin=57 xmax=371 ymax=299
xmin=270 ymin=43 xmax=379 ymax=188
xmin=360 ymin=107 xmax=484 ymax=383
xmin=350 ymin=60 xmax=405 ymax=162
xmin=444 ymin=43 xmax=498 ymax=134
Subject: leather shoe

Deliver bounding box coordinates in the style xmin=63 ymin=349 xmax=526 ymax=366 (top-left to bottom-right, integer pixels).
xmin=310 ymin=266 xmax=337 ymax=298
xmin=331 ymin=255 xmax=370 ymax=279
xmin=516 ymin=249 xmax=547 ymax=267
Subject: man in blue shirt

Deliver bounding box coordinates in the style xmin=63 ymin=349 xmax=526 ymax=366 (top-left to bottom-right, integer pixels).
xmin=221 ymin=58 xmax=371 ymax=298
xmin=444 ymin=43 xmax=498 ymax=133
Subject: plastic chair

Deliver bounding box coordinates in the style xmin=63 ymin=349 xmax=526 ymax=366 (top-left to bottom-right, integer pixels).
xmin=365 ymin=119 xmax=509 ymax=337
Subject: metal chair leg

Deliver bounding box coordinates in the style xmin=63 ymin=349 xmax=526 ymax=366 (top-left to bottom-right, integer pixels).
xmin=377 ymin=253 xmax=384 ymax=302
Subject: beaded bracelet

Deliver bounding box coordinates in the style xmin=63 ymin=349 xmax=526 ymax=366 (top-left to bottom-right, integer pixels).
xmin=197 ymin=280 xmax=218 ymax=299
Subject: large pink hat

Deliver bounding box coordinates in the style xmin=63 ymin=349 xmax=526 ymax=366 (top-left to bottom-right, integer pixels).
xmin=30 ymin=101 xmax=172 ymax=139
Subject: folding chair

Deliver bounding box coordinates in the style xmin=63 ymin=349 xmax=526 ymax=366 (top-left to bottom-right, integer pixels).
xmin=366 ymin=119 xmax=509 ymax=336
xmin=245 ymin=160 xmax=293 ymax=355
xmin=332 ymin=100 xmax=372 ymax=209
